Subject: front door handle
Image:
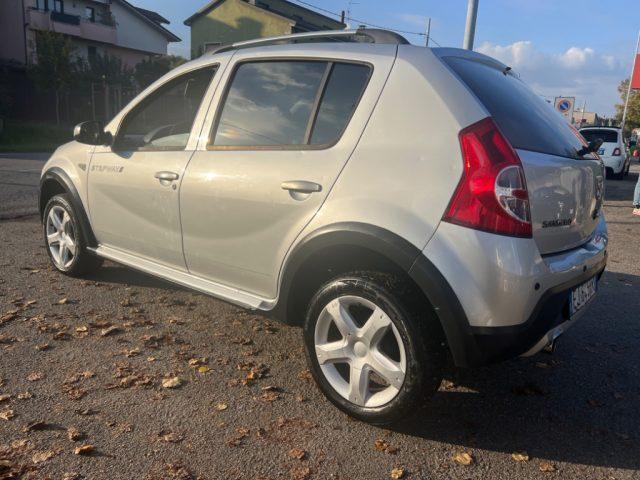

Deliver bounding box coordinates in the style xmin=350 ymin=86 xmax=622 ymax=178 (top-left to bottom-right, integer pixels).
xmin=154 ymin=171 xmax=179 ymax=183
xmin=281 ymin=180 xmax=322 ymax=194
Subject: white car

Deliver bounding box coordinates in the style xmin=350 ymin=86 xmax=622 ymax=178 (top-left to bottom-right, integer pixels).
xmin=580 ymin=127 xmax=630 ymax=179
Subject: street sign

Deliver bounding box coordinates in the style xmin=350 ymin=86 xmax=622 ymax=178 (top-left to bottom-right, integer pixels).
xmin=554 ymin=96 xmax=575 ymax=120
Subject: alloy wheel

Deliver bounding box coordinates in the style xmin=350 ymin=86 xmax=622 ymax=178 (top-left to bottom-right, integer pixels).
xmin=314 ymin=295 xmax=406 ymax=408
xmin=46 ymin=205 xmax=77 ymax=270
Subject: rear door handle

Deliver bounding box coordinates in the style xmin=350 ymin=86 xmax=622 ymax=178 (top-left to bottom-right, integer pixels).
xmin=281 ymin=180 xmax=322 ymax=194
xmin=154 ymin=171 xmax=179 ymax=182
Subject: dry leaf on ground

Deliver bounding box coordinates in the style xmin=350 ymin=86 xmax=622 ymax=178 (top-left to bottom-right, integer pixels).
xmin=32 ymin=450 xmax=56 ymax=464
xmin=539 ymin=462 xmax=557 ymax=473
xmin=162 ymin=376 xmax=182 ymax=389
xmin=453 ymin=452 xmax=474 ymax=466
xmin=374 ymin=438 xmax=398 ymax=455
xmin=0 ymin=409 xmax=15 ymax=420
xmin=390 ymin=467 xmax=406 ymax=479
xmin=288 ymin=448 xmax=306 ymax=460
xmin=73 ymin=444 xmax=95 ymax=455
xmin=512 ymin=451 xmax=530 ymax=462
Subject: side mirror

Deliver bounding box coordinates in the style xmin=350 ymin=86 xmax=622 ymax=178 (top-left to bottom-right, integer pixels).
xmin=73 ymin=121 xmax=112 ymax=146
xmin=577 ymin=138 xmax=603 ymax=157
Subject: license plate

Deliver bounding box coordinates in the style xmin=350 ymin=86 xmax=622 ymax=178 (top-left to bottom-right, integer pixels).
xmin=570 ymin=277 xmax=597 ymax=316
xmin=597 ymin=148 xmax=605 ymax=155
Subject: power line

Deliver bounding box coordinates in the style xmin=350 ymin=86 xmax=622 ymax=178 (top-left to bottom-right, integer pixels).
xmin=289 ymin=0 xmax=442 ymax=46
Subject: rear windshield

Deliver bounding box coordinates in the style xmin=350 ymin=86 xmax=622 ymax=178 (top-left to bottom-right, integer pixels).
xmin=442 ymin=56 xmax=585 ymax=159
xmin=580 ymin=129 xmax=618 ymax=144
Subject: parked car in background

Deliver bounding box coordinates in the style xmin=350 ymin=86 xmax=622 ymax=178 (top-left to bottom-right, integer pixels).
xmin=580 ymin=127 xmax=630 ymax=179
xmin=38 ymin=29 xmax=608 ymax=425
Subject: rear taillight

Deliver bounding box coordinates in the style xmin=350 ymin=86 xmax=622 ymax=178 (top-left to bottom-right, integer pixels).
xmin=612 ymin=147 xmax=621 ymax=156
xmin=443 ymin=117 xmax=532 ymax=238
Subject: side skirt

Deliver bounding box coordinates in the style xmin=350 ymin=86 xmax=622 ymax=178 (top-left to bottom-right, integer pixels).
xmin=89 ymin=245 xmax=276 ymax=311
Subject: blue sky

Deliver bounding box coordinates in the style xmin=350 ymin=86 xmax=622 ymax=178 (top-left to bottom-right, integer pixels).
xmin=134 ymin=0 xmax=639 ymax=115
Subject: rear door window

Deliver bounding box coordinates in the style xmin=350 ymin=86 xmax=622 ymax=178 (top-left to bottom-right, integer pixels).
xmin=442 ymin=56 xmax=586 ymax=159
xmin=580 ymin=129 xmax=618 ymax=144
xmin=210 ymin=60 xmax=371 ymax=148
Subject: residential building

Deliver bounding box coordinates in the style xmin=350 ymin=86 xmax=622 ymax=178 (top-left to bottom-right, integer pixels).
xmin=0 ymin=0 xmax=180 ymax=68
xmin=184 ymin=0 xmax=345 ymax=58
xmin=572 ymin=110 xmax=603 ymax=127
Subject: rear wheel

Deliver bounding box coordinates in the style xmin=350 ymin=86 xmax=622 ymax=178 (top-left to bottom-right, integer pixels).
xmin=303 ymin=272 xmax=445 ymax=425
xmin=43 ymin=194 xmax=102 ymax=276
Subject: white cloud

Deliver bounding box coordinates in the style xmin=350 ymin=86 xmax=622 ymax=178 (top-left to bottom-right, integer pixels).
xmin=476 ymin=41 xmax=627 ymax=116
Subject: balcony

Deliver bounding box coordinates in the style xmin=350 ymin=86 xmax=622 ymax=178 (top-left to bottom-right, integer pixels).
xmin=28 ymin=8 xmax=117 ymax=45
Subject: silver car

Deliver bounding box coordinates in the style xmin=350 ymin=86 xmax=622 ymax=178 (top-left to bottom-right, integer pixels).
xmin=39 ymin=29 xmax=607 ymax=424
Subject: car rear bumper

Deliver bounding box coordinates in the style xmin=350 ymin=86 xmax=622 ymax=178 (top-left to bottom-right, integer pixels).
xmin=601 ymin=155 xmax=625 ymax=173
xmin=409 ymin=217 xmax=608 ymax=367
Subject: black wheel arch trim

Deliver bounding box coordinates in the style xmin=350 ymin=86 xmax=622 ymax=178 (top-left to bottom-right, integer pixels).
xmin=39 ymin=167 xmax=98 ymax=248
xmin=271 ymin=222 xmax=479 ymax=366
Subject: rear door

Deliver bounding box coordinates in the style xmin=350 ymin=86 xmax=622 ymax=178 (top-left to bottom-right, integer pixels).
xmin=180 ymin=46 xmax=396 ymax=298
xmin=440 ymin=53 xmax=604 ymax=255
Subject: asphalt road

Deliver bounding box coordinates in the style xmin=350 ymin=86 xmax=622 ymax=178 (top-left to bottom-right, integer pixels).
xmin=1 ymin=153 xmax=639 ymax=480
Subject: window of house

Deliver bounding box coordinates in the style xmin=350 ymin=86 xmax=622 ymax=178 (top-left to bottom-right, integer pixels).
xmin=85 ymin=6 xmax=95 ymax=22
xmin=36 ymin=0 xmax=48 ymax=11
xmin=87 ymin=45 xmax=97 ymax=61
xmin=53 ymin=0 xmax=64 ymax=13
xmin=212 ymin=61 xmax=327 ymax=147
xmin=310 ymin=63 xmax=371 ymax=145
xmin=211 ymin=60 xmax=371 ymax=148
xmin=114 ymin=66 xmax=217 ymax=151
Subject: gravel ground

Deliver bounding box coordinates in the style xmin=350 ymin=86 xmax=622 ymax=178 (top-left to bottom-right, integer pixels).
xmin=0 ymin=155 xmax=639 ymax=480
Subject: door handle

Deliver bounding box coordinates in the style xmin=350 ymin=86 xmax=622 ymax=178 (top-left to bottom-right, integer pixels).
xmin=154 ymin=171 xmax=179 ymax=182
xmin=281 ymin=180 xmax=322 ymax=194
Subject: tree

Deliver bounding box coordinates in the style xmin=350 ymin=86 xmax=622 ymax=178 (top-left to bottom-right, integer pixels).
xmin=615 ymin=78 xmax=640 ymax=136
xmin=28 ymin=31 xmax=74 ymax=125
xmin=134 ymin=55 xmax=187 ymax=89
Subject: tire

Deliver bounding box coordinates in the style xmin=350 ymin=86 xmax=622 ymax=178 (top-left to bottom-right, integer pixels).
xmin=303 ymin=271 xmax=445 ymax=425
xmin=43 ymin=193 xmax=103 ymax=276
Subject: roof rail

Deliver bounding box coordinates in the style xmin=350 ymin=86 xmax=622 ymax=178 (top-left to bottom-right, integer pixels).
xmin=210 ymin=28 xmax=409 ymax=55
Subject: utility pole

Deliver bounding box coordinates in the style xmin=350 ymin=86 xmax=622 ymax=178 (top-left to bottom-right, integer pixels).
xmin=621 ymin=30 xmax=640 ymax=136
xmin=340 ymin=10 xmax=345 ymax=25
xmin=425 ymin=17 xmax=431 ymax=47
xmin=463 ymin=0 xmax=479 ymax=50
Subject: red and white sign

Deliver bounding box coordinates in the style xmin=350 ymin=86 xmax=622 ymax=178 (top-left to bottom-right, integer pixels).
xmin=632 ymin=54 xmax=640 ymax=90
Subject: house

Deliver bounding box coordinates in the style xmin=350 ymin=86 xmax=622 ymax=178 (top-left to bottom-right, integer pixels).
xmin=572 ymin=110 xmax=603 ymax=128
xmin=0 ymin=0 xmax=180 ymax=68
xmin=184 ymin=0 xmax=345 ymax=58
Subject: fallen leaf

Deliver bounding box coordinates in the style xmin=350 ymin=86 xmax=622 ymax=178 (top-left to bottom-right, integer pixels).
xmin=0 ymin=394 xmax=11 ymax=403
xmin=75 ymin=326 xmax=88 ymax=333
xmin=374 ymin=438 xmax=398 ymax=455
xmin=35 ymin=343 xmax=50 ymax=351
xmin=162 ymin=376 xmax=182 ymax=389
xmin=289 ymin=448 xmax=306 ymax=460
xmin=32 ymin=450 xmax=56 ymax=464
xmin=512 ymin=452 xmax=530 ymax=462
xmin=390 ymin=467 xmax=406 ymax=479
xmin=214 ymin=403 xmax=228 ymax=411
xmin=453 ymin=452 xmax=474 ymax=466
xmin=73 ymin=444 xmax=94 ymax=456
xmin=188 ymin=357 xmax=208 ymax=367
xmin=67 ymin=427 xmax=83 ymax=441
xmin=57 ymin=298 xmax=69 ymax=305
xmin=197 ymin=366 xmax=211 ymax=374
xmin=539 ymin=462 xmax=557 ymax=473
xmin=27 ymin=372 xmax=44 ymax=382
xmin=17 ymin=392 xmax=33 ymax=400
xmin=260 ymin=391 xmax=279 ymax=402
xmin=0 ymin=409 xmax=15 ymax=420
xmin=587 ymin=399 xmax=603 ymax=407
xmin=290 ymin=466 xmax=312 ymax=480
xmin=160 ymin=432 xmax=183 ymax=443
xmin=100 ymin=325 xmax=122 ymax=337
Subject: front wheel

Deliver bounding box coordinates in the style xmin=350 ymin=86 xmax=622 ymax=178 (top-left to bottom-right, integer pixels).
xmin=43 ymin=194 xmax=102 ymax=276
xmin=303 ymin=272 xmax=445 ymax=425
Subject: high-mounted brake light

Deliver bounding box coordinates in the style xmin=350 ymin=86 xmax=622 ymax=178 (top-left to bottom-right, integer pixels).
xmin=443 ymin=117 xmax=532 ymax=238
xmin=612 ymin=147 xmax=621 ymax=156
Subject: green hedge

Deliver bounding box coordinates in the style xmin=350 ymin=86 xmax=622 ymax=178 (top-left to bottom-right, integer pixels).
xmin=0 ymin=120 xmax=72 ymax=153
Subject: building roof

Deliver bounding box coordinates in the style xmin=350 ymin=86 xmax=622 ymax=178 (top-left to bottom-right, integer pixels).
xmin=118 ymin=0 xmax=181 ymax=42
xmin=184 ymin=0 xmax=346 ymax=30
xmin=133 ymin=7 xmax=170 ymax=25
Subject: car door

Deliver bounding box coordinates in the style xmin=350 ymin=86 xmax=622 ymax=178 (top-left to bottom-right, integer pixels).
xmin=88 ymin=65 xmax=218 ymax=270
xmin=180 ymin=45 xmax=396 ymax=299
